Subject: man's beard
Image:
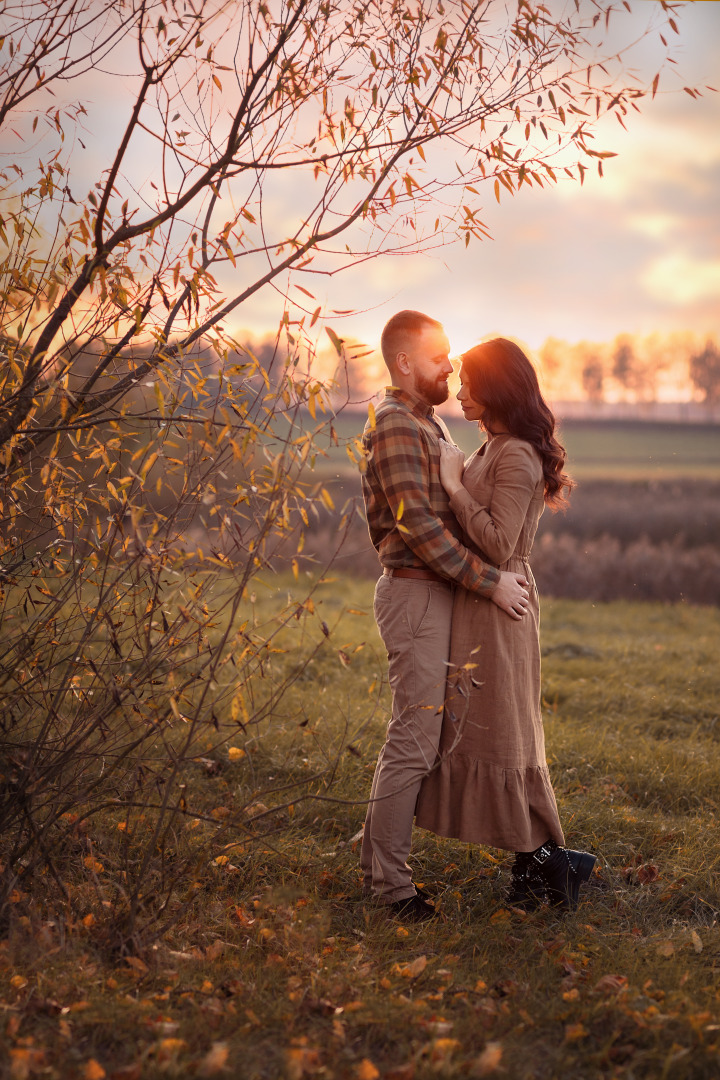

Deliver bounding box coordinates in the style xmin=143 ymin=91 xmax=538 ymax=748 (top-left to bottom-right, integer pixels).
xmin=415 ymin=372 xmax=449 ymax=406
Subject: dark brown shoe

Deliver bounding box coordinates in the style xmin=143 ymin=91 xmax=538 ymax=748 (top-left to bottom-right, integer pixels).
xmin=389 ymin=893 xmax=436 ymax=922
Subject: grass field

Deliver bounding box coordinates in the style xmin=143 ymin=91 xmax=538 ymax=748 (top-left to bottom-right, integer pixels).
xmin=315 ymin=412 xmax=720 ymax=482
xmin=2 ymin=575 xmax=720 ymax=1079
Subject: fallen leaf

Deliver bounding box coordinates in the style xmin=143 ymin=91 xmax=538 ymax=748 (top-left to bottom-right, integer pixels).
xmin=125 ymin=956 xmax=149 ymax=976
xmin=155 ymin=1038 xmax=187 ymax=1062
xmin=83 ymin=856 xmax=104 ymax=874
xmin=391 ymin=955 xmax=427 ymax=979
xmin=636 ymin=864 xmax=659 ymax=885
xmin=656 ymin=941 xmax=675 ymax=958
xmin=385 ymin=1066 xmax=415 ymax=1080
xmin=108 ymin=1066 xmax=142 ymax=1080
xmin=228 ymin=746 xmax=245 ymax=760
xmin=564 ymin=1023 xmax=588 ymax=1042
xmin=10 ymin=1049 xmax=47 ymax=1080
xmin=198 ymin=1042 xmax=229 ymax=1076
xmin=205 ymin=939 xmax=225 ymax=961
xmin=430 ymin=1038 xmax=460 ymax=1061
xmin=421 ymin=1019 xmax=453 ymax=1037
xmin=472 ymin=1041 xmax=503 ymax=1076
xmin=356 ymin=1061 xmax=379 ymax=1080
xmin=593 ymin=974 xmax=628 ymax=995
xmin=286 ymin=1047 xmax=321 ymax=1080
xmin=690 ymin=930 xmax=702 ymax=953
xmin=84 ymin=1061 xmax=106 ymax=1080
xmin=10 ymin=974 xmax=28 ymax=989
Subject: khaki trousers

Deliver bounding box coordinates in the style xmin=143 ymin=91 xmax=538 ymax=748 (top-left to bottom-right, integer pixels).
xmin=361 ymin=573 xmax=453 ymax=901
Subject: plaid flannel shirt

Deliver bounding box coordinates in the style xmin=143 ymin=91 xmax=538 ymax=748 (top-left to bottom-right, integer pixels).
xmin=361 ymin=387 xmax=500 ymax=596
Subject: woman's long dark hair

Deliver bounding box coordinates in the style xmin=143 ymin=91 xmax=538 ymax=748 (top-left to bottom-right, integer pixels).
xmin=461 ymin=338 xmax=573 ymax=510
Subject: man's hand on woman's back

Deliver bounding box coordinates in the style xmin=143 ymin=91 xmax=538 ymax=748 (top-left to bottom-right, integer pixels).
xmin=491 ymin=571 xmax=530 ymax=620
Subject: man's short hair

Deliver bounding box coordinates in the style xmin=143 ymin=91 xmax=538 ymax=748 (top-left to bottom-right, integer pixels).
xmin=380 ymin=310 xmax=442 ymax=370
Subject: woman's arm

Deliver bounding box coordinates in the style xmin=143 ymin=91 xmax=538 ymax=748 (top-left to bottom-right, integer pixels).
xmin=443 ymin=441 xmax=541 ymax=565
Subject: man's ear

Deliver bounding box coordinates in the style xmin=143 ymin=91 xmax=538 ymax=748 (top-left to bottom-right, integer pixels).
xmin=395 ymin=350 xmax=411 ymax=376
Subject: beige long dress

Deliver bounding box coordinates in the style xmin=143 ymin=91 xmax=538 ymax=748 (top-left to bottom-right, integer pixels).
xmin=414 ymin=433 xmax=565 ymax=852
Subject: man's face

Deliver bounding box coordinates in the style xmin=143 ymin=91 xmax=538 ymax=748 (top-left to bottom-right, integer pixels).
xmin=405 ymin=326 xmax=453 ymax=406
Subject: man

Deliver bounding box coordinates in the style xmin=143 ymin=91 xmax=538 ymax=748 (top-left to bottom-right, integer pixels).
xmin=360 ymin=310 xmax=530 ymax=920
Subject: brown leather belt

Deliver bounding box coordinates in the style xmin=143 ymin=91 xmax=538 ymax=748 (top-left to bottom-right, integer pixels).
xmin=383 ymin=566 xmax=447 ymax=584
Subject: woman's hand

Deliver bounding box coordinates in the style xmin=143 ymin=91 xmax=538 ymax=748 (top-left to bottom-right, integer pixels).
xmin=438 ymin=441 xmax=466 ymax=496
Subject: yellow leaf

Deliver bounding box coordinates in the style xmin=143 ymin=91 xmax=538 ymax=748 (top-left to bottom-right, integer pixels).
xmin=325 ymin=326 xmax=343 ymax=355
xmin=156 ymin=1039 xmax=187 ymax=1059
xmin=391 ymin=954 xmax=427 ymax=979
xmin=431 ymin=1038 xmax=460 ymax=1061
xmin=10 ymin=974 xmax=28 ymax=989
xmin=320 ymin=487 xmax=334 ymax=510
xmin=228 ymin=746 xmax=245 ymax=760
xmin=367 ymin=401 xmax=376 ymax=430
xmin=84 ymin=1061 xmax=106 ymax=1080
xmin=231 ymin=693 xmax=249 ymax=725
xmin=199 ymin=1042 xmax=229 ymax=1077
xmin=356 ymin=1061 xmax=379 ymax=1080
xmin=83 ymin=856 xmax=104 ymax=874
xmin=140 ymin=451 xmax=158 ymax=480
xmin=473 ymin=1041 xmax=503 ymax=1075
xmin=154 ymin=380 xmax=165 ymax=417
xmin=396 ymin=497 xmax=404 ymax=522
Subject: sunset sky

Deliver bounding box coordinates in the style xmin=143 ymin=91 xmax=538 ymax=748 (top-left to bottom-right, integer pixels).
xmin=4 ymin=1 xmax=718 ymax=380
xmin=298 ymin=1 xmax=720 ymax=360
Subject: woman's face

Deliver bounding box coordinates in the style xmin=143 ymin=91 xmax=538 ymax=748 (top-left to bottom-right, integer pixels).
xmin=457 ymin=363 xmax=484 ymax=422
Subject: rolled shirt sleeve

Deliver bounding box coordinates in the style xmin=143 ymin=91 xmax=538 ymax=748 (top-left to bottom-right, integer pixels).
xmin=365 ymin=407 xmax=500 ymax=595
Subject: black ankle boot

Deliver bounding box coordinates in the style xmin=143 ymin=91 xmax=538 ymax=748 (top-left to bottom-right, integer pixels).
xmin=532 ymin=842 xmax=596 ymax=911
xmin=506 ymin=852 xmax=545 ymax=910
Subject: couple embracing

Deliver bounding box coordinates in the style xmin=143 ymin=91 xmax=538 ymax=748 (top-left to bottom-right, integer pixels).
xmin=359 ymin=310 xmax=596 ymax=921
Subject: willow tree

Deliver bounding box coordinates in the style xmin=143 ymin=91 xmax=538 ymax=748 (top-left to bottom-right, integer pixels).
xmin=0 ymin=0 xmax=689 ymax=943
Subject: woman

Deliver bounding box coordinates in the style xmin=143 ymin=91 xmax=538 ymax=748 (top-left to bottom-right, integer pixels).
xmin=414 ymin=338 xmax=595 ymax=910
